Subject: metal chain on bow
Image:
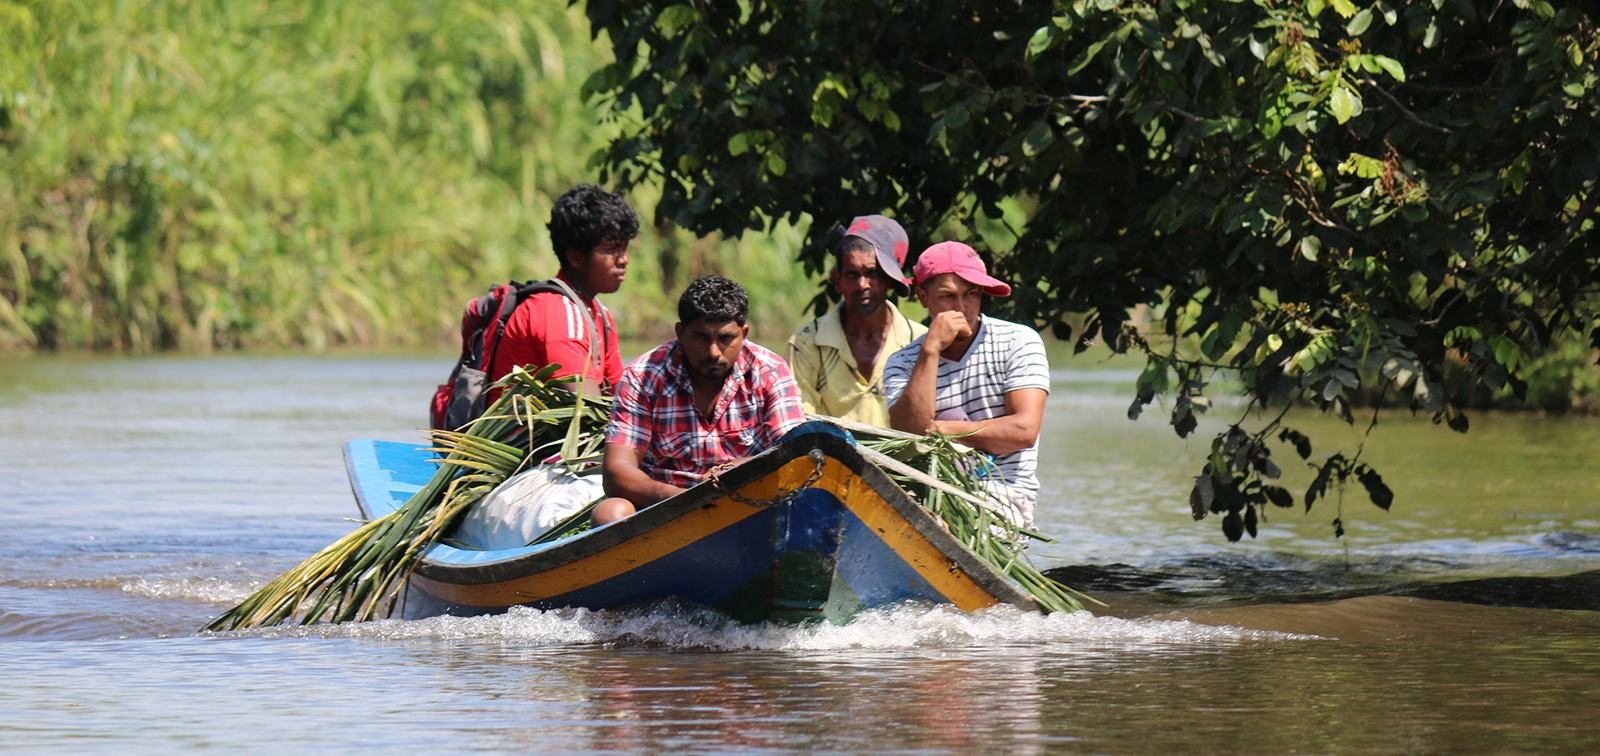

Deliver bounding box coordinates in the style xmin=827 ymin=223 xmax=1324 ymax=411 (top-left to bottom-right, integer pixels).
xmin=709 ymin=449 xmax=826 ymax=508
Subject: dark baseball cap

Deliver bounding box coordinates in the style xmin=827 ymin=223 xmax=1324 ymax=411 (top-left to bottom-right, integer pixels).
xmin=841 ymin=214 xmax=912 ymax=296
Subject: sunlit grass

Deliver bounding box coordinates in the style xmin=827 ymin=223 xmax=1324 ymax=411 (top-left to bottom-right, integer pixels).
xmin=1 ymin=0 xmax=824 ymax=353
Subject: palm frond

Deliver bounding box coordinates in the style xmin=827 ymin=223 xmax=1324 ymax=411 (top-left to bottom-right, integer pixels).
xmin=206 ymin=367 xmax=601 ymax=631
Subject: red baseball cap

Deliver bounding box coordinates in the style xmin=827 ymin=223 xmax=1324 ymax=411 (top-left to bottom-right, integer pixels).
xmin=911 ymin=241 xmax=1011 ymax=297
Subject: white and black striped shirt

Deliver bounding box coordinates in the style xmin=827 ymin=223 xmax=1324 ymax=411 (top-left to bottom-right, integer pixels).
xmin=882 ymin=316 xmax=1050 ymax=498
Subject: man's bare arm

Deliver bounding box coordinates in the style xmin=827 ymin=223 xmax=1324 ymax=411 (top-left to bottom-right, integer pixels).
xmin=888 ymin=310 xmax=971 ymax=435
xmin=929 ymin=387 xmax=1047 ymax=456
xmin=887 ymin=348 xmax=941 ymax=435
xmin=601 ymin=442 xmax=686 ymax=508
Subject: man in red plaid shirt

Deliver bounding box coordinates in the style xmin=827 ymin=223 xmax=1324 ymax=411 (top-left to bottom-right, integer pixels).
xmin=595 ymin=275 xmax=806 ymax=525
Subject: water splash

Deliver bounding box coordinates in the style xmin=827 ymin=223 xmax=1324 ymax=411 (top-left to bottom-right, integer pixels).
xmin=1 ymin=575 xmax=263 ymax=605
xmin=234 ymin=601 xmax=1316 ymax=648
xmin=122 ymin=576 xmax=261 ymax=605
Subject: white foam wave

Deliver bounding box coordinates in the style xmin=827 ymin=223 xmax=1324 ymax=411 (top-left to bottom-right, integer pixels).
xmin=240 ymin=602 xmax=1317 ymax=648
xmin=121 ymin=577 xmax=263 ymax=605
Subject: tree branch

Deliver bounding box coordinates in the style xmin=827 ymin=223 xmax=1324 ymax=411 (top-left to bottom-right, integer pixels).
xmin=1358 ymin=78 xmax=1453 ymax=135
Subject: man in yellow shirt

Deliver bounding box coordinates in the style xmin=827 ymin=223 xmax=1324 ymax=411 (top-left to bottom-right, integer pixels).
xmin=787 ymin=215 xmax=928 ymax=427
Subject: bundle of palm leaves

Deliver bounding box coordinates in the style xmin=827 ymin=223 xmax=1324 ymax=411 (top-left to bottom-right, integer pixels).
xmin=822 ymin=417 xmax=1097 ymax=614
xmin=207 ymin=366 xmax=1091 ymax=631
xmin=206 ymin=365 xmax=608 ymax=630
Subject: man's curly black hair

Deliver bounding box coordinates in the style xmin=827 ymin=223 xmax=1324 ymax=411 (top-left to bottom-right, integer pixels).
xmin=677 ymin=275 xmax=748 ymax=326
xmin=548 ymin=184 xmax=640 ymax=264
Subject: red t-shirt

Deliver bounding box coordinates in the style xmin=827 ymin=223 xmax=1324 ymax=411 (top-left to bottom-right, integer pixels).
xmin=485 ymin=275 xmax=623 ymax=397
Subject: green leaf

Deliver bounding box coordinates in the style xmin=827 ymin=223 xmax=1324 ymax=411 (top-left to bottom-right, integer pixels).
xmin=729 ymin=132 xmax=751 ymax=156
xmin=942 ymin=104 xmax=969 ymax=130
xmin=1022 ymin=120 xmax=1055 ymax=157
xmin=1338 ymin=152 xmax=1383 ymax=177
xmin=1279 ymin=428 xmax=1312 ymax=459
xmin=1248 ymin=35 xmax=1269 ymax=61
xmin=1191 ymin=475 xmax=1213 ymax=520
xmin=813 ymin=77 xmax=849 ymax=101
xmin=1357 ymin=466 xmax=1394 ymax=510
xmin=1299 ymin=236 xmax=1324 ymax=261
xmin=765 ymin=151 xmax=787 ymax=176
xmin=1068 ymin=23 xmax=1131 ymax=75
xmin=1329 ymin=86 xmax=1360 ymax=124
xmin=1371 ymin=55 xmax=1406 ymax=81
xmin=656 ymin=4 xmax=701 ymax=33
xmin=1265 ymin=485 xmax=1295 ymax=508
xmin=1347 ymin=8 xmax=1373 ymax=36
xmin=1257 ymin=92 xmax=1291 ymax=139
xmin=1330 ymin=0 xmax=1358 ymax=17
xmin=1488 ymin=335 xmax=1522 ymax=370
xmin=1222 ymin=510 xmax=1244 ymax=541
xmin=1027 ymin=26 xmax=1056 ymax=61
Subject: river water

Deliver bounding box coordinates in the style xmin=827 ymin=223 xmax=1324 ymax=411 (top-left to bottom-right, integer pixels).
xmin=2 ymin=353 xmax=1598 ymax=754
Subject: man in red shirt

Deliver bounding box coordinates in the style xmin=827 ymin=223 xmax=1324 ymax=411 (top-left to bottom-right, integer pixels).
xmin=595 ymin=275 xmax=806 ymax=525
xmin=485 ymin=184 xmax=639 ymax=397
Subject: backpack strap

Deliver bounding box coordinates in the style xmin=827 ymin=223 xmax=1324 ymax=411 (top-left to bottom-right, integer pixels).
xmin=481 ymin=278 xmax=603 ymax=385
xmin=480 ymin=282 xmax=533 ymax=380
xmin=544 ymin=276 xmax=604 ymax=380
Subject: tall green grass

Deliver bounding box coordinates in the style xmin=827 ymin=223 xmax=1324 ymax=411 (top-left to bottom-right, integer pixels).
xmin=0 ymin=0 xmax=822 ymax=353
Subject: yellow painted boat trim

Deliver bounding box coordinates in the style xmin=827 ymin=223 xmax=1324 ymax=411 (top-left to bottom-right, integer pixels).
xmin=812 ymin=470 xmax=1001 ymax=612
xmin=409 ymin=456 xmax=813 ymax=607
xmin=410 ymin=455 xmax=1002 ymax=612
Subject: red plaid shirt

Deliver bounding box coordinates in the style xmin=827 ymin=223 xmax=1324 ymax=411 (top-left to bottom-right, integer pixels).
xmin=605 ymin=339 xmax=806 ymax=488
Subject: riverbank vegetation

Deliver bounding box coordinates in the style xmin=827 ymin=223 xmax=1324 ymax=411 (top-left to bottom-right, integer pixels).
xmin=0 ymin=0 xmax=820 ymax=354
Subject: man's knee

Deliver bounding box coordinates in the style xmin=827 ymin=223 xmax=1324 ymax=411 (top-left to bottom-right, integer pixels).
xmin=592 ymin=497 xmax=637 ymax=526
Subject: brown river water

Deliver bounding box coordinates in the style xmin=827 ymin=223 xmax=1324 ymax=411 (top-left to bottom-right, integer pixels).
xmin=2 ymin=353 xmax=1597 ymax=754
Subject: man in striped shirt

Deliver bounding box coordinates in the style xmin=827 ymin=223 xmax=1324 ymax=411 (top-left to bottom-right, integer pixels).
xmin=485 ymin=184 xmax=639 ymax=398
xmin=595 ymin=275 xmax=806 ymax=525
xmin=883 ymin=242 xmax=1050 ymax=529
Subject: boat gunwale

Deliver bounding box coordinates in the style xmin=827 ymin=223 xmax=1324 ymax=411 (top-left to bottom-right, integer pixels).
xmin=348 ymin=426 xmax=1039 ymax=613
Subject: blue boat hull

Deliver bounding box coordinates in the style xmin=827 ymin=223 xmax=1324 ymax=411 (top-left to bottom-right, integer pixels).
xmin=344 ymin=425 xmax=1037 ymax=622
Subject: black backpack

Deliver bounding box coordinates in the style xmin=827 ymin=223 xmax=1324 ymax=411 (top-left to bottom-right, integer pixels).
xmin=428 ymin=278 xmax=590 ymax=430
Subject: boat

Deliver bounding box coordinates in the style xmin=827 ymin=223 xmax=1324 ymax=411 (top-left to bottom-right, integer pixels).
xmin=342 ymin=422 xmax=1040 ymax=623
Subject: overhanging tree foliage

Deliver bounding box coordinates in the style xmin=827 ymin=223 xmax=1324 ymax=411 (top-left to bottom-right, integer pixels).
xmin=580 ymin=0 xmax=1599 ymax=540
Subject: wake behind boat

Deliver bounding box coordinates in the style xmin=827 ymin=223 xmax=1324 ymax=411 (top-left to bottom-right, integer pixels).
xmin=344 ymin=423 xmax=1039 ymax=623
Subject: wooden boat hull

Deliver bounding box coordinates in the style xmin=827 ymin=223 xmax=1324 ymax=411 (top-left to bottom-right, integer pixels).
xmin=344 ymin=423 xmax=1037 ymax=622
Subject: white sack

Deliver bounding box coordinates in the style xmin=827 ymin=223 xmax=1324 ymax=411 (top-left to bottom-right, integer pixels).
xmin=453 ymin=464 xmax=602 ymax=550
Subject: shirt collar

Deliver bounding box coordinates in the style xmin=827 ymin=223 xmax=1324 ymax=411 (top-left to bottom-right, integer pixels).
xmin=814 ymin=305 xmax=849 ymax=351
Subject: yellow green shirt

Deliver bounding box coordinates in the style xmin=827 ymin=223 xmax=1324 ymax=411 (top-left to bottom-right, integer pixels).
xmin=785 ymin=303 xmax=927 ymax=427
